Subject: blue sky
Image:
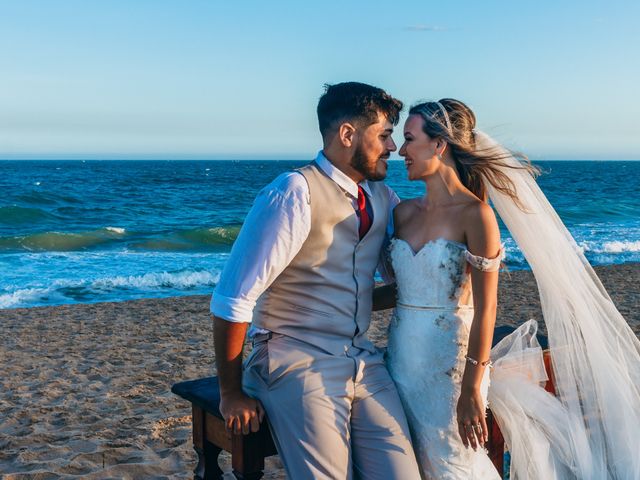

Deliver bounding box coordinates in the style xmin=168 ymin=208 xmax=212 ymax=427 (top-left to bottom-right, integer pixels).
xmin=1 ymin=0 xmax=638 ymax=160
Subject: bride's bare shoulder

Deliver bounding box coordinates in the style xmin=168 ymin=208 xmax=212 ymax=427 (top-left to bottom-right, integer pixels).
xmin=462 ymin=198 xmax=494 ymax=219
xmin=462 ymin=200 xmax=501 ymax=254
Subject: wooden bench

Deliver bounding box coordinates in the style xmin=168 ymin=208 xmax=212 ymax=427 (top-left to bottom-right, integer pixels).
xmin=172 ymin=327 xmax=553 ymax=479
xmin=171 ymin=377 xmax=278 ymax=480
xmin=171 ymin=377 xmax=277 ymax=480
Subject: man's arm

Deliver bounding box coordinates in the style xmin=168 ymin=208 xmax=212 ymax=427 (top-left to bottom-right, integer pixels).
xmin=210 ymin=171 xmax=310 ymax=435
xmin=213 ymin=316 xmax=264 ymax=435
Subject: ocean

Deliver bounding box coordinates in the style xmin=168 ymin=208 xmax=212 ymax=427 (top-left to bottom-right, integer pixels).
xmin=1 ymin=160 xmax=638 ymax=309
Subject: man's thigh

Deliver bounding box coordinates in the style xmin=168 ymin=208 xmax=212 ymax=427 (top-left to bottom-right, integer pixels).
xmin=243 ymin=336 xmax=356 ymax=480
xmin=351 ymin=360 xmax=421 ymax=480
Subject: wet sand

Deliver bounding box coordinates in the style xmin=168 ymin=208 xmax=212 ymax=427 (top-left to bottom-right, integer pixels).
xmin=1 ymin=264 xmax=638 ymax=479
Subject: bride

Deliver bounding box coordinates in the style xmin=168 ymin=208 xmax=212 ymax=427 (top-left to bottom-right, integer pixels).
xmin=383 ymin=99 xmax=640 ymax=479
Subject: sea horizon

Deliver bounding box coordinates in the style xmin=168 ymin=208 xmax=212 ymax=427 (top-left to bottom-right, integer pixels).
xmin=2 ymin=159 xmax=639 ymax=309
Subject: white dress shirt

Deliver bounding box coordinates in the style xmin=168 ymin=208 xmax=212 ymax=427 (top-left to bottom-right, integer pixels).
xmin=211 ymin=151 xmax=399 ymax=325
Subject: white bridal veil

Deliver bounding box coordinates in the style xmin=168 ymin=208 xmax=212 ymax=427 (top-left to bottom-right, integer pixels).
xmin=476 ymin=131 xmax=640 ymax=480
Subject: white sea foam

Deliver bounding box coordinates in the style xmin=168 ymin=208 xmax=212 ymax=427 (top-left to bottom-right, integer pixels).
xmin=105 ymin=227 xmax=126 ymax=235
xmin=91 ymin=270 xmax=219 ymax=290
xmin=601 ymin=240 xmax=640 ymax=253
xmin=578 ymin=240 xmax=640 ymax=254
xmin=0 ymin=287 xmax=56 ymax=309
xmin=207 ymin=226 xmax=238 ymax=239
xmin=0 ymin=269 xmax=221 ymax=309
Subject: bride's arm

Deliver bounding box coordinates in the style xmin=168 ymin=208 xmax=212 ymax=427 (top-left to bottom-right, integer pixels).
xmin=456 ymin=201 xmax=502 ymax=450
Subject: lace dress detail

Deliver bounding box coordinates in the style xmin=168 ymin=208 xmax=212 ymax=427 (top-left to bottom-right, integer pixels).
xmin=464 ymin=245 xmax=505 ymax=272
xmin=386 ymin=238 xmax=501 ymax=480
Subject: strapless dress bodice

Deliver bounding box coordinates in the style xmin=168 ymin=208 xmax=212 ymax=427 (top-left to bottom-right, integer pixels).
xmin=390 ymin=237 xmax=473 ymax=310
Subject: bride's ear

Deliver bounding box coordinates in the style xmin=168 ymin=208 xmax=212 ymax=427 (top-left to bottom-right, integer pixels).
xmin=435 ymin=138 xmax=448 ymax=158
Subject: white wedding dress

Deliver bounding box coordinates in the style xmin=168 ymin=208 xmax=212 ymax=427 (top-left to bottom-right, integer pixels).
xmin=386 ymin=237 xmax=502 ymax=480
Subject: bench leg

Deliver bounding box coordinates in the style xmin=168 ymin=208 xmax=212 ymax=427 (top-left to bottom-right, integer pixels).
xmin=193 ymin=443 xmax=224 ymax=480
xmin=203 ymin=442 xmax=224 ymax=480
xmin=231 ymin=432 xmax=265 ymax=480
xmin=192 ymin=404 xmax=224 ymax=480
xmin=193 ymin=444 xmax=224 ymax=480
xmin=193 ymin=445 xmax=206 ymax=480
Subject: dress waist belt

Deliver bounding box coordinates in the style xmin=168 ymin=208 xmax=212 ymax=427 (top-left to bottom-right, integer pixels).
xmin=396 ymin=302 xmax=473 ymax=311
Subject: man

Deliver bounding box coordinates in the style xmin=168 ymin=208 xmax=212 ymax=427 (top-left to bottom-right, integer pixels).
xmin=211 ymin=82 xmax=420 ymax=479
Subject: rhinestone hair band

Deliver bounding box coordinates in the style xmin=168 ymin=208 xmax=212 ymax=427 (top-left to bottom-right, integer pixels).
xmin=435 ymin=101 xmax=453 ymax=134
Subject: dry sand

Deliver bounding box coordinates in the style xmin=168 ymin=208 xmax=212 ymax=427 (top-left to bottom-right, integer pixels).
xmin=1 ymin=264 xmax=638 ymax=479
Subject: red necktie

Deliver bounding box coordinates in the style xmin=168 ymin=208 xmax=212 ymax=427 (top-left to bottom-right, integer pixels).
xmin=357 ymin=186 xmax=372 ymax=239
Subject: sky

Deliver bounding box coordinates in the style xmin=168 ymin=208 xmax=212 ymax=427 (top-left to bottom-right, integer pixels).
xmin=1 ymin=0 xmax=639 ymax=160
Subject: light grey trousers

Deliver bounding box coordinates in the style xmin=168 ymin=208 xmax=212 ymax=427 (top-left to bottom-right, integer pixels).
xmin=243 ymin=334 xmax=421 ymax=480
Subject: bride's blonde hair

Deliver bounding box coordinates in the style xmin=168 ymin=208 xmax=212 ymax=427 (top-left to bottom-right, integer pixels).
xmin=409 ymin=99 xmax=539 ymax=207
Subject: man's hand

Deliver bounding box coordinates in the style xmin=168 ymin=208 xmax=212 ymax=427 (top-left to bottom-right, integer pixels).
xmin=213 ymin=316 xmax=266 ymax=435
xmin=219 ymin=391 xmax=265 ymax=435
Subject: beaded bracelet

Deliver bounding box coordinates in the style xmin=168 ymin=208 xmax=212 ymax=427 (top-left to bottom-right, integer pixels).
xmin=465 ymin=355 xmax=492 ymax=367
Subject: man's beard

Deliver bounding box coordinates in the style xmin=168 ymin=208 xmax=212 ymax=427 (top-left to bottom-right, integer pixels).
xmin=350 ymin=143 xmax=387 ymax=181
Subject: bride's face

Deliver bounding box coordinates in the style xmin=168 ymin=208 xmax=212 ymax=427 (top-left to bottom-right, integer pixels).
xmin=399 ymin=115 xmax=440 ymax=180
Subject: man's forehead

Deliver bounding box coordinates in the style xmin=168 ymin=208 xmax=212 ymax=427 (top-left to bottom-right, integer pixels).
xmin=372 ymin=112 xmax=394 ymax=131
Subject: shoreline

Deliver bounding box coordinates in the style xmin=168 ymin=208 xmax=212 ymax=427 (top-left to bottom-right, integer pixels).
xmin=1 ymin=263 xmax=638 ymax=478
xmin=3 ymin=260 xmax=640 ymax=313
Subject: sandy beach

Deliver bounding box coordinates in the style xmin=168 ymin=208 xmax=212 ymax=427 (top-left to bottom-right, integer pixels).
xmin=1 ymin=264 xmax=638 ymax=479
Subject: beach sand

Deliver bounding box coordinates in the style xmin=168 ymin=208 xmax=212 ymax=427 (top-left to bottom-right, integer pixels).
xmin=1 ymin=264 xmax=638 ymax=479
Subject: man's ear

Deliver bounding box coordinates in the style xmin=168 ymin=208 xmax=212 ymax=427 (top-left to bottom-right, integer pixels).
xmin=338 ymin=123 xmax=356 ymax=148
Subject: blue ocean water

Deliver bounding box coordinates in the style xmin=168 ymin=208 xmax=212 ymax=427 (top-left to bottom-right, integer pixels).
xmin=1 ymin=160 xmax=638 ymax=309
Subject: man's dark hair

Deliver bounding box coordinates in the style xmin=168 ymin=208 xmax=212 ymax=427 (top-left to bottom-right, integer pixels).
xmin=316 ymin=82 xmax=403 ymax=138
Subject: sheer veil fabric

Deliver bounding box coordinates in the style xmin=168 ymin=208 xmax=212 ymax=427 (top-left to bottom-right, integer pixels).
xmin=476 ymin=131 xmax=640 ymax=479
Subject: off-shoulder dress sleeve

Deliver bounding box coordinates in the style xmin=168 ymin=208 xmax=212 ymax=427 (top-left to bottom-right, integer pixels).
xmin=464 ymin=245 xmax=505 ymax=272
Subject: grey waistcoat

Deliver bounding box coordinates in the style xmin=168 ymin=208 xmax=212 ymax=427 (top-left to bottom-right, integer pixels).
xmin=252 ymin=162 xmax=390 ymax=355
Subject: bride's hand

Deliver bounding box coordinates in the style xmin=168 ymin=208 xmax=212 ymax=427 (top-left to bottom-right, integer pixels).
xmin=456 ymin=388 xmax=488 ymax=450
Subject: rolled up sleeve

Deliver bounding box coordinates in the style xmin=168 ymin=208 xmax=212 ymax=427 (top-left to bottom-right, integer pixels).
xmin=210 ymin=291 xmax=256 ymax=324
